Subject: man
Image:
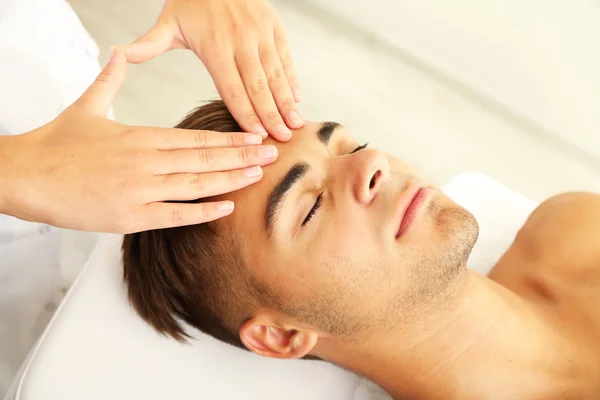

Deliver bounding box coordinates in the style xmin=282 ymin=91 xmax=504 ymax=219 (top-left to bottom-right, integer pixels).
xmin=123 ymin=100 xmax=600 ymax=399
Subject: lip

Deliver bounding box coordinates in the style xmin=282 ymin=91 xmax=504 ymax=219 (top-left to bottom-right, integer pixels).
xmin=394 ymin=185 xmax=430 ymax=238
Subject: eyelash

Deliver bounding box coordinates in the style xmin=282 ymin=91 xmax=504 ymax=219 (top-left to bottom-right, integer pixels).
xmin=301 ymin=143 xmax=369 ymax=227
xmin=302 ymin=193 xmax=323 ymax=226
xmin=351 ymin=142 xmax=369 ymax=154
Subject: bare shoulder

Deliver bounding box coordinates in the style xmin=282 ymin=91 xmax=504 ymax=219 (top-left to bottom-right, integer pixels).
xmin=500 ymin=192 xmax=600 ymax=278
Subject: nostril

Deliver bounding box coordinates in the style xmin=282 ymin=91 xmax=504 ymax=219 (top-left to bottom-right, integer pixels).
xmin=370 ymin=170 xmax=381 ymax=189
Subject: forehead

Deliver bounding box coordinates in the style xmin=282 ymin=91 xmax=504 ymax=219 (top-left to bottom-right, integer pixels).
xmin=219 ymin=121 xmax=352 ymax=236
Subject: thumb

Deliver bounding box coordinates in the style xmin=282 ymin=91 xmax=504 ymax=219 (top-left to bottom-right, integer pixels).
xmin=77 ymin=46 xmax=127 ymax=115
xmin=120 ymin=20 xmax=176 ymax=64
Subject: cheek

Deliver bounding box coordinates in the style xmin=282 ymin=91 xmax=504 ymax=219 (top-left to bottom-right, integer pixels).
xmin=249 ymin=248 xmax=312 ymax=302
xmin=308 ymin=217 xmax=395 ymax=284
xmin=319 ymin=217 xmax=379 ymax=257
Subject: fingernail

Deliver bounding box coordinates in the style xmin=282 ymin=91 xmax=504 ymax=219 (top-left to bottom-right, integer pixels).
xmin=217 ymin=201 xmax=234 ymax=212
xmin=259 ymin=145 xmax=278 ymax=159
xmin=243 ymin=166 xmax=263 ymax=178
xmin=244 ymin=134 xmax=263 ymax=145
xmin=288 ymin=111 xmax=303 ymax=126
xmin=276 ymin=124 xmax=292 ymax=139
xmin=253 ymin=124 xmax=268 ymax=138
xmin=292 ymin=87 xmax=303 ymax=102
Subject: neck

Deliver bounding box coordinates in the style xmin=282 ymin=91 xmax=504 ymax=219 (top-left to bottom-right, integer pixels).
xmin=316 ymin=270 xmax=577 ymax=399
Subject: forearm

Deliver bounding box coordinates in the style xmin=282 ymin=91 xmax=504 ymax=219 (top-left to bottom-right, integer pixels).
xmin=0 ymin=134 xmax=25 ymax=218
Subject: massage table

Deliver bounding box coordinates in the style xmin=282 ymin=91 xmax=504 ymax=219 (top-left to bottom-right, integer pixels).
xmin=5 ymin=171 xmax=537 ymax=400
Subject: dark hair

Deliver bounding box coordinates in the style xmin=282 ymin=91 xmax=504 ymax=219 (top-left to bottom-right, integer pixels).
xmin=122 ymin=100 xmax=273 ymax=350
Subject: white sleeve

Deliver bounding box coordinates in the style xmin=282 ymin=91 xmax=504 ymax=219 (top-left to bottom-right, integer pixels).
xmin=0 ymin=0 xmax=102 ymax=136
xmin=0 ymin=0 xmax=103 ymax=396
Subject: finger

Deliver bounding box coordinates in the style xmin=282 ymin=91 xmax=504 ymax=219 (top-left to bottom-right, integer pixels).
xmin=151 ymin=166 xmax=264 ymax=201
xmin=76 ymin=47 xmax=127 ymax=115
xmin=236 ymin=48 xmax=292 ymax=141
xmin=205 ymin=54 xmax=269 ymax=138
xmin=156 ymin=145 xmax=278 ymax=174
xmin=120 ymin=19 xmax=177 ymax=64
xmin=260 ymin=45 xmax=304 ymax=130
xmin=274 ymin=23 xmax=302 ymax=102
xmin=136 ymin=201 xmax=235 ymax=231
xmin=145 ymin=128 xmax=263 ymax=150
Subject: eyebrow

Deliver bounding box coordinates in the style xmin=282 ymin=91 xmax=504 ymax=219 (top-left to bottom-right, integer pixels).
xmin=317 ymin=122 xmax=340 ymax=146
xmin=264 ymin=122 xmax=340 ymax=237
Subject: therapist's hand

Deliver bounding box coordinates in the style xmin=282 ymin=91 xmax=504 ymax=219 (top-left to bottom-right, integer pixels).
xmin=119 ymin=0 xmax=303 ymax=141
xmin=0 ymin=49 xmax=278 ymax=234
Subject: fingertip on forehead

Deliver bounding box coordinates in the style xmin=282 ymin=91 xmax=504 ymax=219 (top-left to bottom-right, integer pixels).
xmin=262 ymin=120 xmax=320 ymax=142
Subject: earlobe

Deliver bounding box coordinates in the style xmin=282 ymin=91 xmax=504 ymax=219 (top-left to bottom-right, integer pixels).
xmin=287 ymin=330 xmax=319 ymax=359
xmin=240 ymin=320 xmax=318 ymax=359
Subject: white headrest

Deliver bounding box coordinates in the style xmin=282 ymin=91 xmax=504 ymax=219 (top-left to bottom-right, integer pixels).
xmin=6 ymin=172 xmax=537 ymax=400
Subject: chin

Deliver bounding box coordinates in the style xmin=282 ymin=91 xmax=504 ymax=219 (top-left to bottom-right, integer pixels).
xmin=420 ymin=201 xmax=479 ymax=282
xmin=437 ymin=204 xmax=479 ymax=274
xmin=384 ymin=198 xmax=479 ymax=317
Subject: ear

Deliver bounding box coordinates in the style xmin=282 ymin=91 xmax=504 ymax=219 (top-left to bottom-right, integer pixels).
xmin=239 ymin=318 xmax=319 ymax=359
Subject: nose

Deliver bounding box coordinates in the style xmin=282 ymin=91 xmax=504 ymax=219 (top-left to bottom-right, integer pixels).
xmin=350 ymin=149 xmax=390 ymax=205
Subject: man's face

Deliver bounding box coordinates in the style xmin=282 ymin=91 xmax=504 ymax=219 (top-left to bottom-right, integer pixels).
xmin=222 ymin=121 xmax=478 ymax=336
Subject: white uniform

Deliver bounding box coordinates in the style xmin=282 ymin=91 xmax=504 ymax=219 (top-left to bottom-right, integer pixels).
xmin=0 ymin=0 xmax=103 ymax=394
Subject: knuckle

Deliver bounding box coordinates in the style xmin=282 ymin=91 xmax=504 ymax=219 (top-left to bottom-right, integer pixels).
xmin=226 ymin=83 xmax=247 ymax=100
xmin=280 ymin=100 xmax=296 ymax=111
xmin=266 ymin=111 xmax=283 ymax=122
xmin=124 ymin=175 xmax=143 ymax=191
xmin=204 ymin=43 xmax=227 ymax=60
xmin=238 ymin=36 xmax=259 ymax=53
xmin=197 ymin=149 xmax=216 ymax=167
xmin=189 ymin=174 xmax=206 ymax=193
xmin=193 ymin=131 xmax=208 ymax=147
xmin=231 ymin=20 xmax=246 ymax=35
xmin=206 ymin=31 xmax=228 ymax=49
xmin=131 ymin=151 xmax=150 ymax=170
xmin=226 ymin=134 xmax=236 ymax=147
xmin=126 ymin=126 xmax=142 ymax=138
xmin=280 ymin=53 xmax=293 ymax=66
xmin=241 ymin=110 xmax=259 ymax=123
xmin=238 ymin=147 xmax=251 ymax=164
xmin=199 ymin=204 xmax=212 ymax=220
xmin=171 ymin=204 xmax=185 ymax=222
xmin=95 ymin=71 xmax=111 ymax=84
xmin=249 ymin=79 xmax=268 ymax=95
xmin=228 ymin=170 xmax=239 ymax=182
xmin=121 ymin=178 xmax=135 ymax=192
xmin=129 ymin=128 xmax=150 ymax=146
xmin=266 ymin=68 xmax=284 ymax=84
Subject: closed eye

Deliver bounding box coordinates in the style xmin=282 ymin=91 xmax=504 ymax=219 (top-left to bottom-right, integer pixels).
xmin=302 ymin=193 xmax=323 ymax=226
xmin=301 ymin=143 xmax=369 ymax=228
xmin=351 ymin=142 xmax=369 ymax=154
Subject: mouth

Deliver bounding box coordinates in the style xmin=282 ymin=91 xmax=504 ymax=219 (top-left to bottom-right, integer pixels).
xmin=395 ymin=185 xmax=430 ymax=239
